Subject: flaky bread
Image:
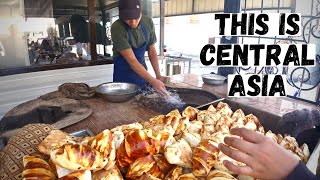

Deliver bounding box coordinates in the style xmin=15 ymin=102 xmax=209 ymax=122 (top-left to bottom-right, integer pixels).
xmin=231 ymin=109 xmax=245 ymax=122
xmin=182 ymin=132 xmax=201 ymax=148
xmin=126 ymin=155 xmax=163 ymax=179
xmin=192 ymin=138 xmax=220 ymax=177
xmin=216 ymin=102 xmax=233 ymax=117
xmin=22 ymin=154 xmax=57 ymax=180
xmin=92 ymin=165 xmax=123 ymax=180
xmin=86 ymin=129 xmax=116 ymax=170
xmin=111 ymin=122 xmax=143 ymax=135
xmin=57 ymin=170 xmax=91 ymax=180
xmin=38 ymin=130 xmax=77 ymax=155
xmin=164 ymin=166 xmax=183 ymax=180
xmin=206 ymin=170 xmax=237 ymax=180
xmin=116 ymin=129 xmax=157 ymax=167
xmin=177 ymin=173 xmax=197 ymax=180
xmin=153 ymin=154 xmax=173 ymax=176
xmin=50 ymin=144 xmax=106 ymax=171
xmin=164 ymin=138 xmax=193 ymax=168
xmin=55 ymin=165 xmax=74 ymax=178
xmin=182 ymin=106 xmax=199 ymax=121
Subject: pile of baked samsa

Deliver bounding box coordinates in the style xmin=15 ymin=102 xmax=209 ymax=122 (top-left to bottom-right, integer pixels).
xmin=22 ymin=102 xmax=310 ymax=180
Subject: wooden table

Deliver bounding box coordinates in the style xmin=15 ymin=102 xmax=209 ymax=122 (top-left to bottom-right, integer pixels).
xmin=62 ymin=97 xmax=160 ymax=134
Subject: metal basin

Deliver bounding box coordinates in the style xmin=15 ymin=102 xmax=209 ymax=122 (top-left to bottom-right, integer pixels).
xmin=96 ymin=82 xmax=139 ymax=103
xmin=202 ymin=74 xmax=227 ymax=85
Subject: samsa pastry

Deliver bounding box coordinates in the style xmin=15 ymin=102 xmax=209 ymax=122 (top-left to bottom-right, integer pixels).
xmin=126 ymin=155 xmax=163 ymax=179
xmin=38 ymin=130 xmax=77 ymax=155
xmin=92 ymin=165 xmax=123 ymax=180
xmin=86 ymin=129 xmax=116 ymax=170
xmin=165 ymin=139 xmax=193 ymax=168
xmin=182 ymin=106 xmax=199 ymax=121
xmin=58 ymin=170 xmax=91 ymax=180
xmin=192 ymin=137 xmax=220 ymax=177
xmin=23 ymin=154 xmax=57 ymax=180
xmin=50 ymin=144 xmax=106 ymax=171
xmin=206 ymin=170 xmax=237 ymax=180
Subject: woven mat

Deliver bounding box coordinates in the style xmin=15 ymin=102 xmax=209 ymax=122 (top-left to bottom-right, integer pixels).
xmin=0 ymin=98 xmax=92 ymax=138
xmin=0 ymin=124 xmax=56 ymax=180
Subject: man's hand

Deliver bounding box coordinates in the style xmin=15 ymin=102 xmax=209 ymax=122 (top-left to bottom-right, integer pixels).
xmin=156 ymin=76 xmax=167 ymax=82
xmin=149 ymin=78 xmax=168 ymax=97
xmin=218 ymin=128 xmax=299 ymax=180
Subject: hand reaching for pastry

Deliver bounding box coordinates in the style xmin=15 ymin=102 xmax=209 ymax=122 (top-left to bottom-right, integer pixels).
xmin=218 ymin=128 xmax=299 ymax=180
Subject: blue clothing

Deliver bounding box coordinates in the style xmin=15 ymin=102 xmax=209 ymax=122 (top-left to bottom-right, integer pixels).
xmin=113 ymin=21 xmax=149 ymax=88
xmin=286 ymin=162 xmax=319 ymax=180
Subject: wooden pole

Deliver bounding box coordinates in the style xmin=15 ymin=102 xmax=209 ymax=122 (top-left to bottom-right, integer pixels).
xmin=88 ymin=0 xmax=97 ymax=60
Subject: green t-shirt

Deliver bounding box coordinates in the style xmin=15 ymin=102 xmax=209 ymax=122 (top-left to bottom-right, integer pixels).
xmin=111 ymin=15 xmax=157 ymax=58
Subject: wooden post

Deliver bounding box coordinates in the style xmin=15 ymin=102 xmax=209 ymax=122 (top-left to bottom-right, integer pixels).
xmin=160 ymin=0 xmax=165 ymax=56
xmin=88 ymin=0 xmax=97 ymax=60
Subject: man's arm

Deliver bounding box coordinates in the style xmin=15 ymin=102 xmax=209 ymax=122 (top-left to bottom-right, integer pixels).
xmin=147 ymin=44 xmax=161 ymax=79
xmin=120 ymin=48 xmax=154 ymax=83
xmin=120 ymin=48 xmax=167 ymax=96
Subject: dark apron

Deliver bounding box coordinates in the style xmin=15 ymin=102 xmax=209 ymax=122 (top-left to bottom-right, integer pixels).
xmin=113 ymin=22 xmax=149 ymax=88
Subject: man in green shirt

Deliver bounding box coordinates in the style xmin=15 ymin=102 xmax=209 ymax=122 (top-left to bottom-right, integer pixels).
xmin=111 ymin=0 xmax=167 ymax=96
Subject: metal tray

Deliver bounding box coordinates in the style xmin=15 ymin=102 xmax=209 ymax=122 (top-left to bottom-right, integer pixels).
xmin=69 ymin=129 xmax=94 ymax=137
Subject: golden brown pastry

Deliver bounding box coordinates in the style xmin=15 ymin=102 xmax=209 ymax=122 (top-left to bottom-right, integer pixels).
xmin=164 ymin=166 xmax=183 ymax=180
xmin=153 ymin=131 xmax=176 ymax=154
xmin=163 ymin=110 xmax=182 ymax=133
xmin=92 ymin=165 xmax=123 ymax=180
xmin=200 ymin=112 xmax=221 ymax=140
xmin=139 ymin=173 xmax=162 ymax=180
xmin=197 ymin=110 xmax=220 ymax=124
xmin=153 ymin=154 xmax=173 ymax=176
xmin=38 ymin=130 xmax=77 ymax=155
xmin=215 ymin=116 xmax=231 ymax=133
xmin=55 ymin=165 xmax=75 ymax=178
xmin=192 ymin=137 xmax=220 ymax=177
xmin=50 ymin=144 xmax=106 ymax=171
xmin=177 ymin=173 xmax=197 ymax=180
xmin=164 ymin=139 xmax=193 ymax=168
xmin=213 ymin=152 xmax=244 ymax=175
xmin=175 ymin=117 xmax=191 ymax=135
xmin=244 ymin=114 xmax=261 ymax=127
xmin=206 ymin=170 xmax=237 ymax=180
xmin=126 ymin=155 xmax=163 ymax=179
xmin=187 ymin=120 xmax=203 ymax=134
xmin=116 ymin=129 xmax=156 ymax=167
xmin=148 ymin=114 xmax=166 ymax=124
xmin=86 ymin=129 xmax=116 ymax=170
xmin=231 ymin=109 xmax=245 ymax=122
xmin=265 ymin=130 xmax=278 ymax=143
xmin=22 ymin=154 xmax=57 ymax=180
xmin=207 ymin=104 xmax=217 ymax=113
xmin=58 ymin=170 xmax=91 ymax=180
xmin=111 ymin=122 xmax=143 ymax=135
xmin=182 ymin=106 xmax=199 ymax=121
xmin=216 ymin=102 xmax=233 ymax=117
xmin=182 ymin=131 xmax=201 ymax=148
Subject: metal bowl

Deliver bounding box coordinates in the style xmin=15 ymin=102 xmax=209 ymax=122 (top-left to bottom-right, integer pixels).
xmin=96 ymin=82 xmax=140 ymax=103
xmin=202 ymin=74 xmax=227 ymax=86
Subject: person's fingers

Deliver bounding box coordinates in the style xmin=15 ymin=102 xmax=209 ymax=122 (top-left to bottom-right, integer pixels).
xmin=218 ymin=143 xmax=254 ymax=166
xmin=223 ymin=160 xmax=254 ymax=176
xmin=160 ymin=88 xmax=169 ymax=97
xmin=230 ymin=128 xmax=265 ymax=143
xmin=155 ymin=86 xmax=168 ymax=97
xmin=223 ymin=136 xmax=255 ymax=155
